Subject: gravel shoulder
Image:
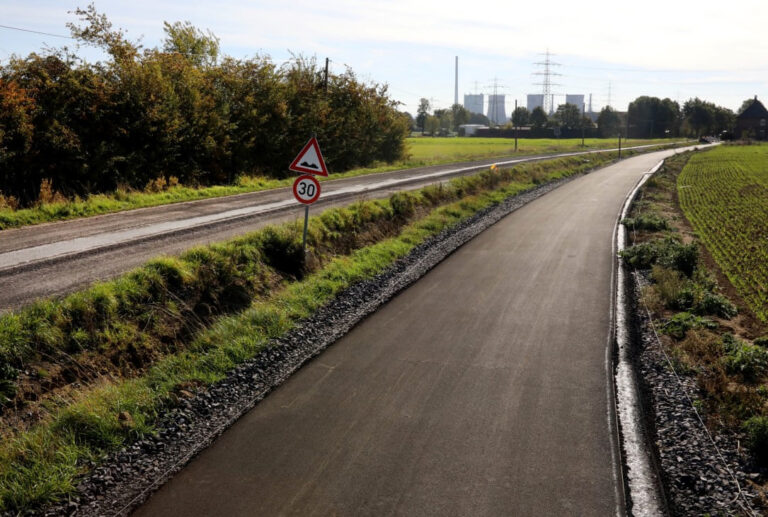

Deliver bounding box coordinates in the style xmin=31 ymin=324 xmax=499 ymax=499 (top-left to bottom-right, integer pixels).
xmin=628 ymin=265 xmax=766 ymax=516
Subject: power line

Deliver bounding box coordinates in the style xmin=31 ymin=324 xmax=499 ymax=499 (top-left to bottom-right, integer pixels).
xmin=0 ymin=24 xmax=74 ymax=39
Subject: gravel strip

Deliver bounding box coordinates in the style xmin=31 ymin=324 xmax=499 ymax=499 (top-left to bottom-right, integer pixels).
xmin=630 ymin=272 xmax=766 ymax=516
xmin=31 ymin=174 xmax=584 ymax=517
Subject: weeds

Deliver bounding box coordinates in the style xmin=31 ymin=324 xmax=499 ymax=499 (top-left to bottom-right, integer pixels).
xmin=622 ymin=213 xmax=671 ymax=232
xmin=621 ymin=236 xmax=698 ymax=277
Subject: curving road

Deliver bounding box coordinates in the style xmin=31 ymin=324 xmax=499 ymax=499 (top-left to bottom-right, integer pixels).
xmin=0 ymin=144 xmax=670 ymax=313
xmin=132 ymin=149 xmax=688 ymax=516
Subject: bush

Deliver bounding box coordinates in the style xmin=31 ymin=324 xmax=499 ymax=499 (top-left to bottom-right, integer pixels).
xmin=651 ymin=266 xmax=688 ymax=309
xmin=755 ymin=337 xmax=768 ymax=348
xmin=621 ymin=237 xmax=698 ymax=277
xmin=662 ymin=312 xmax=717 ymax=339
xmin=743 ymin=416 xmax=768 ymax=464
xmin=389 ymin=192 xmax=417 ymax=219
xmin=694 ymin=292 xmax=738 ymax=319
xmin=622 ymin=213 xmax=670 ymax=232
xmin=723 ymin=336 xmax=768 ymax=383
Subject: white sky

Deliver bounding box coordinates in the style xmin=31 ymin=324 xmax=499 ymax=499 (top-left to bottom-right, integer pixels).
xmin=2 ymin=0 xmax=767 ymax=117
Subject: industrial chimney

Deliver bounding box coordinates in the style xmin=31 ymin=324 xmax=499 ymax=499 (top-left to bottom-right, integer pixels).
xmin=454 ymin=56 xmax=458 ymax=107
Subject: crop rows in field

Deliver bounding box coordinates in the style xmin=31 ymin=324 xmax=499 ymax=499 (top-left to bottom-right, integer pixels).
xmin=678 ymin=145 xmax=768 ymax=321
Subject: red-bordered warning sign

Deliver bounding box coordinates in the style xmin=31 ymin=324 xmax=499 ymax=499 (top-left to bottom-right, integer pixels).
xmin=289 ymin=136 xmax=328 ymax=176
xmin=292 ymin=175 xmax=321 ymax=204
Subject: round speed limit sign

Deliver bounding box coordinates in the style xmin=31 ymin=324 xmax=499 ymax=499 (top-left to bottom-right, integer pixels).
xmin=292 ymin=174 xmax=321 ymax=204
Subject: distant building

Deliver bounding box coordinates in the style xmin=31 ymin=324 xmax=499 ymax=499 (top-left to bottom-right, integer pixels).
xmin=487 ymin=94 xmax=507 ymax=125
xmin=527 ymin=94 xmax=544 ymax=112
xmin=565 ymin=94 xmax=585 ymax=113
xmin=464 ymin=94 xmax=484 ymax=115
xmin=458 ymin=124 xmax=489 ymax=136
xmin=736 ymin=97 xmax=768 ymax=140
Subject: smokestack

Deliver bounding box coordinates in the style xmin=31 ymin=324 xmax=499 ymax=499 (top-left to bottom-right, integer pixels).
xmin=454 ymin=56 xmax=458 ymax=106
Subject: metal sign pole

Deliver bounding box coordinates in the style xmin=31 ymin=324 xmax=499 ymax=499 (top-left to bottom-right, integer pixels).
xmin=302 ymin=204 xmax=309 ymax=256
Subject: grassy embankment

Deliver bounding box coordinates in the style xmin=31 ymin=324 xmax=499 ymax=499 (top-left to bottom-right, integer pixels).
xmin=0 ymin=138 xmax=679 ymax=230
xmin=0 ymin=151 xmax=625 ymax=512
xmin=621 ymin=144 xmax=768 ymax=472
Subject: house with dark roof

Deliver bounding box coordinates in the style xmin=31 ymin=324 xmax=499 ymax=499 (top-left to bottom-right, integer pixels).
xmin=736 ymin=96 xmax=768 ymax=140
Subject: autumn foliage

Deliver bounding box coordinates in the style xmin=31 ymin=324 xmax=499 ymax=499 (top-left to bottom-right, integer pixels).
xmin=0 ymin=6 xmax=410 ymax=204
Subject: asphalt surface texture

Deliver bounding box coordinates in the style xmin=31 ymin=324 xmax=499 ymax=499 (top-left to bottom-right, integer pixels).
xmin=0 ymin=145 xmax=664 ymax=313
xmin=132 ymin=150 xmax=686 ymax=516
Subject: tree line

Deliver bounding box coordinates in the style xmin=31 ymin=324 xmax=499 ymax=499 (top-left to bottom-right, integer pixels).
xmin=411 ymin=94 xmax=740 ymax=139
xmin=0 ymin=6 xmax=410 ymax=204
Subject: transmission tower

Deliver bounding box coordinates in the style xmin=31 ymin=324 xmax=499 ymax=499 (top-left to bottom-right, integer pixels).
xmin=533 ymin=49 xmax=561 ymax=115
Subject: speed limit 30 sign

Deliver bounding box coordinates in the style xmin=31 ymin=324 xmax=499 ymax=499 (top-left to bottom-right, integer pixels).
xmin=292 ymin=175 xmax=321 ymax=204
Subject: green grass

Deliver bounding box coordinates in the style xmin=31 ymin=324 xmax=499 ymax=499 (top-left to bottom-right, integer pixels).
xmin=0 ymin=151 xmax=623 ymax=512
xmin=406 ymin=136 xmax=675 ymax=163
xmin=678 ymin=144 xmax=768 ymax=322
xmin=0 ymin=138 xmax=682 ymax=230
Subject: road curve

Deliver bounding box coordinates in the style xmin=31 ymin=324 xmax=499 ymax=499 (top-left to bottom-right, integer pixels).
xmin=132 ymin=149 xmax=684 ymax=516
xmin=0 ymin=144 xmax=669 ymax=313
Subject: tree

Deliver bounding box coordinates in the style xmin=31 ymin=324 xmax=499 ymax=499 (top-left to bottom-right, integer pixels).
xmin=450 ymin=103 xmax=470 ymax=131
xmin=433 ymin=109 xmax=453 ymax=135
xmin=424 ymin=115 xmax=440 ymax=136
xmin=683 ymin=98 xmax=714 ymax=137
xmin=162 ymin=21 xmax=220 ymax=67
xmin=627 ymin=96 xmax=680 ymax=138
xmin=713 ymin=106 xmax=735 ymax=134
xmin=553 ymin=103 xmax=581 ymax=129
xmin=597 ymin=107 xmax=621 ymax=137
xmin=529 ymin=106 xmax=548 ymax=129
xmin=511 ymin=106 xmax=529 ymax=127
xmin=416 ymin=98 xmax=431 ymax=135
xmin=468 ymin=112 xmax=490 ymax=125
xmin=401 ymin=111 xmax=415 ymax=130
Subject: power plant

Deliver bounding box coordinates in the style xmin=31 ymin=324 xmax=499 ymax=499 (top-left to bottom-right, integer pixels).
xmin=487 ymin=94 xmax=507 ymax=125
xmin=464 ymin=94 xmax=484 ymax=115
xmin=527 ymin=94 xmax=544 ymax=112
xmin=453 ymin=51 xmax=593 ymax=127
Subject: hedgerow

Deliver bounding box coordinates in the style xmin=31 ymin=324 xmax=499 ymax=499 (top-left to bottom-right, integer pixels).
xmin=0 ymin=6 xmax=409 ymax=204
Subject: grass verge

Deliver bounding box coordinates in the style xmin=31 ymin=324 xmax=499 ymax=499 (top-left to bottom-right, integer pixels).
xmin=0 ymin=138 xmax=683 ymax=230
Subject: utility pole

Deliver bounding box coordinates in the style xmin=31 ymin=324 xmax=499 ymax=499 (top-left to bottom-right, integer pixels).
xmin=514 ymin=99 xmax=518 ymax=152
xmin=618 ymin=131 xmax=622 ymax=159
xmin=324 ymin=57 xmax=329 ymax=93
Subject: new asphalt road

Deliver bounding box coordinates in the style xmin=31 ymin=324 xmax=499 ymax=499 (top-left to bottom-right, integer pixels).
xmin=133 ymin=149 xmax=686 ymax=516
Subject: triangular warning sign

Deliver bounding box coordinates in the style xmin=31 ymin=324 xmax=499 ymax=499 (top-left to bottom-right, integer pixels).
xmin=289 ymin=136 xmax=329 ymax=176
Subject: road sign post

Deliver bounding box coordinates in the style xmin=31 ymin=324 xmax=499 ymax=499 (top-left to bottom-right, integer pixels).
xmin=289 ymin=137 xmax=328 ymax=256
xmin=292 ymin=174 xmax=322 ymax=255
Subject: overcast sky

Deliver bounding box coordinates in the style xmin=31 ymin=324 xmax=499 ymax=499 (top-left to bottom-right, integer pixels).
xmin=2 ymin=1 xmax=767 ymax=118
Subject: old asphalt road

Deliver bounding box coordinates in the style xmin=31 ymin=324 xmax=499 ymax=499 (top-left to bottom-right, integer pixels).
xmin=132 ymin=149 xmax=684 ymax=516
xmin=0 ymin=144 xmax=668 ymax=313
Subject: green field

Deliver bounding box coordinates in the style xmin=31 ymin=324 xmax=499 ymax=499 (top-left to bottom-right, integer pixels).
xmin=405 ymin=137 xmax=674 ymax=163
xmin=0 ymin=137 xmax=681 ymax=230
xmin=678 ymin=144 xmax=768 ymax=321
